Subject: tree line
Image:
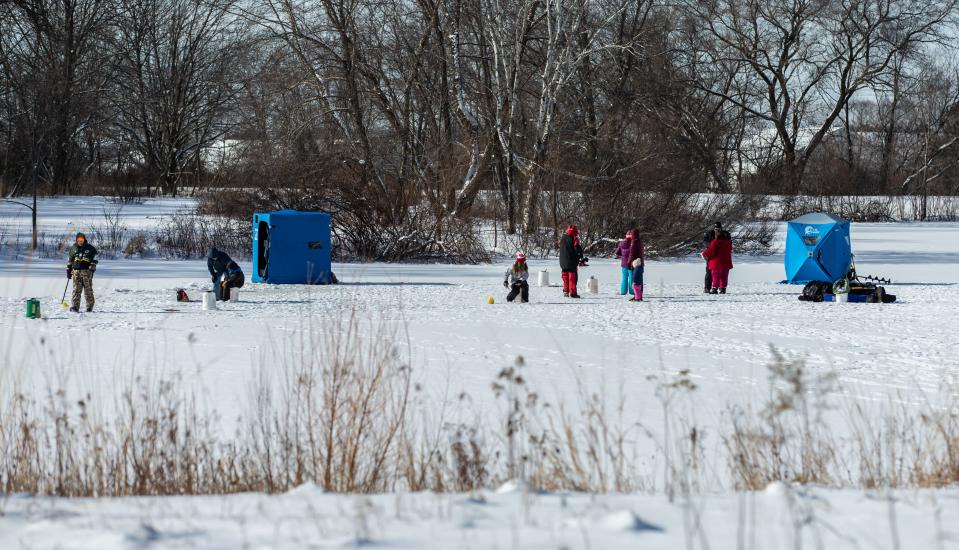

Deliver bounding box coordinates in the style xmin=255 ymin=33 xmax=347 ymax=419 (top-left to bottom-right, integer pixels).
xmin=3 ymin=0 xmax=959 ymax=237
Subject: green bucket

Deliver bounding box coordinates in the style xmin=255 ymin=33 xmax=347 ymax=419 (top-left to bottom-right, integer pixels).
xmin=25 ymin=298 xmax=40 ymax=319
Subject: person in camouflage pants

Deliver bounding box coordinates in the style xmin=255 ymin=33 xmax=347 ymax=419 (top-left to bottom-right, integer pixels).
xmin=67 ymin=232 xmax=98 ymax=312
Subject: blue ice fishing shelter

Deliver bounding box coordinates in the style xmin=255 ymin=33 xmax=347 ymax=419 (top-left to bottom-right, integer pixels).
xmin=252 ymin=210 xmax=334 ymax=284
xmin=784 ymin=212 xmax=851 ymax=284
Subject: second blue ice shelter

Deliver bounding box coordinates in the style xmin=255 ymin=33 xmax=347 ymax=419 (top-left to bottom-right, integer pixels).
xmin=252 ymin=210 xmax=334 ymax=284
xmin=784 ymin=212 xmax=851 ymax=284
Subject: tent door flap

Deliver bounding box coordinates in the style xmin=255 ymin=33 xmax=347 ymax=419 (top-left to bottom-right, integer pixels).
xmin=815 ymin=228 xmax=843 ymax=280
xmin=257 ymin=220 xmax=270 ymax=279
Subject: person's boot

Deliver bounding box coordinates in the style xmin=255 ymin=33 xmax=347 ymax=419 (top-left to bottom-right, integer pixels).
xmin=637 ymin=284 xmax=644 ymax=301
xmin=563 ymin=291 xmax=570 ymax=297
xmin=69 ymin=306 xmax=80 ymax=312
xmin=710 ymin=288 xmax=718 ymax=294
xmin=704 ymin=287 xmax=712 ymax=294
xmin=719 ymin=288 xmax=726 ymax=295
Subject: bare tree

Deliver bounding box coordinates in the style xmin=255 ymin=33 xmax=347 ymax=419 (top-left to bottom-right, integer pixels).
xmin=109 ymin=0 xmax=245 ymax=196
xmin=478 ymin=0 xmax=539 ymax=233
xmin=448 ymin=0 xmax=492 ymax=218
xmin=897 ymin=64 xmax=959 ymax=217
xmin=0 ymin=0 xmax=113 ymax=195
xmin=680 ymin=0 xmax=958 ymax=196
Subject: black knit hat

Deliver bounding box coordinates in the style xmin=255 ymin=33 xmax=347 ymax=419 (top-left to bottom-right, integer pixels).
xmin=713 ymin=222 xmax=723 ymax=229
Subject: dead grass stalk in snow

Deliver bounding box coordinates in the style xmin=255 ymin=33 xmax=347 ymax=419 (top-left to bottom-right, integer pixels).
xmin=6 ymin=321 xmax=959 ymax=497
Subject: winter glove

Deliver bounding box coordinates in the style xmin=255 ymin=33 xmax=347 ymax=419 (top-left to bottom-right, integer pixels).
xmin=67 ymin=268 xmax=72 ymax=279
xmin=89 ymin=264 xmax=96 ymax=274
xmin=503 ymin=280 xmax=509 ymax=288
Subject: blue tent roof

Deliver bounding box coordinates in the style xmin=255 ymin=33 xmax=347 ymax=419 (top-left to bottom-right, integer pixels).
xmin=784 ymin=212 xmax=851 ymax=284
xmin=268 ymin=209 xmax=326 ymax=217
xmin=790 ymin=212 xmax=844 ymax=225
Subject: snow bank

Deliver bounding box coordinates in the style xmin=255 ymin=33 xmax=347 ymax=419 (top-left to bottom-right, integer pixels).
xmin=0 ymin=487 xmax=953 ymax=549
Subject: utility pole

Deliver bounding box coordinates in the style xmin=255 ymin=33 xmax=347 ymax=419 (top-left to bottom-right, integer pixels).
xmin=921 ymin=131 xmax=929 ymax=222
xmin=32 ymin=161 xmax=38 ymax=250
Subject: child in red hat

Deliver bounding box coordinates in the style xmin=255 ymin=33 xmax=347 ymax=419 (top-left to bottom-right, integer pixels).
xmin=503 ymin=251 xmax=530 ymax=303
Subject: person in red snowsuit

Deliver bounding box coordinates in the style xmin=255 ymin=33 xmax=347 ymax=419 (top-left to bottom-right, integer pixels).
xmin=702 ymin=229 xmax=733 ymax=294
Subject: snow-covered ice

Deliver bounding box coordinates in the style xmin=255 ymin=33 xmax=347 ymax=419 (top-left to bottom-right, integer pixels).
xmin=3 ymin=220 xmax=957 ymax=428
xmin=1 ymin=196 xmax=195 ymax=235
xmin=2 ymin=197 xmax=959 ymax=548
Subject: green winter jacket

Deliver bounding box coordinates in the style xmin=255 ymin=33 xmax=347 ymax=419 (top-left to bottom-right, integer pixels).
xmin=67 ymin=242 xmax=99 ymax=270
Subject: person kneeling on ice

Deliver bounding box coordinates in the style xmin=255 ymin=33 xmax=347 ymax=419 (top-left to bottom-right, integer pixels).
xmin=67 ymin=232 xmax=98 ymax=312
xmin=207 ymin=247 xmax=245 ymax=301
xmin=614 ymin=231 xmax=633 ymax=295
xmin=626 ymin=228 xmax=645 ymax=302
xmin=503 ymin=252 xmax=530 ymax=303
xmin=702 ymin=228 xmax=733 ymax=294
xmin=559 ymin=224 xmax=584 ymax=298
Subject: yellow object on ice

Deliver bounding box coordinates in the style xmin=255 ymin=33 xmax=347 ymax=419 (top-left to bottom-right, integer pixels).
xmin=487 ymin=296 xmax=495 ymax=304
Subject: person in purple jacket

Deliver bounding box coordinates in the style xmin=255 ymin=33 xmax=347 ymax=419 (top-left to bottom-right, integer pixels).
xmin=614 ymin=231 xmax=633 ymax=295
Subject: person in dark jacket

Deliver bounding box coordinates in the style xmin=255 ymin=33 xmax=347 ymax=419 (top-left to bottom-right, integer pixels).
xmin=703 ymin=222 xmax=723 ymax=293
xmin=66 ymin=232 xmax=98 ymax=312
xmin=207 ymin=247 xmax=245 ymax=301
xmin=702 ymin=230 xmax=733 ymax=294
xmin=558 ymin=225 xmax=584 ymax=298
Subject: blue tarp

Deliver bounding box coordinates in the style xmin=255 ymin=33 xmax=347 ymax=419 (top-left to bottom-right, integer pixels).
xmin=252 ymin=210 xmax=333 ymax=284
xmin=784 ymin=212 xmax=851 ymax=284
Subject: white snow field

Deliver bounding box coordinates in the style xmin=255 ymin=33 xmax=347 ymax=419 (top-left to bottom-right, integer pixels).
xmin=0 ymin=195 xmax=195 ymax=237
xmin=2 ymin=197 xmax=959 ymax=548
xmin=1 ymin=484 xmax=957 ymax=549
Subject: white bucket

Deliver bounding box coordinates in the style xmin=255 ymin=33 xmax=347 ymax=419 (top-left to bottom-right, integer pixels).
xmin=835 ymin=292 xmax=848 ymax=303
xmin=229 ymin=287 xmax=239 ymax=302
xmin=587 ymin=276 xmax=599 ymax=294
xmin=202 ymin=291 xmax=217 ymax=310
xmin=538 ymin=270 xmax=549 ymax=287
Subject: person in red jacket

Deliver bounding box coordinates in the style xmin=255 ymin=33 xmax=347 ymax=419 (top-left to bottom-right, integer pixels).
xmin=701 ymin=229 xmax=733 ymax=294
